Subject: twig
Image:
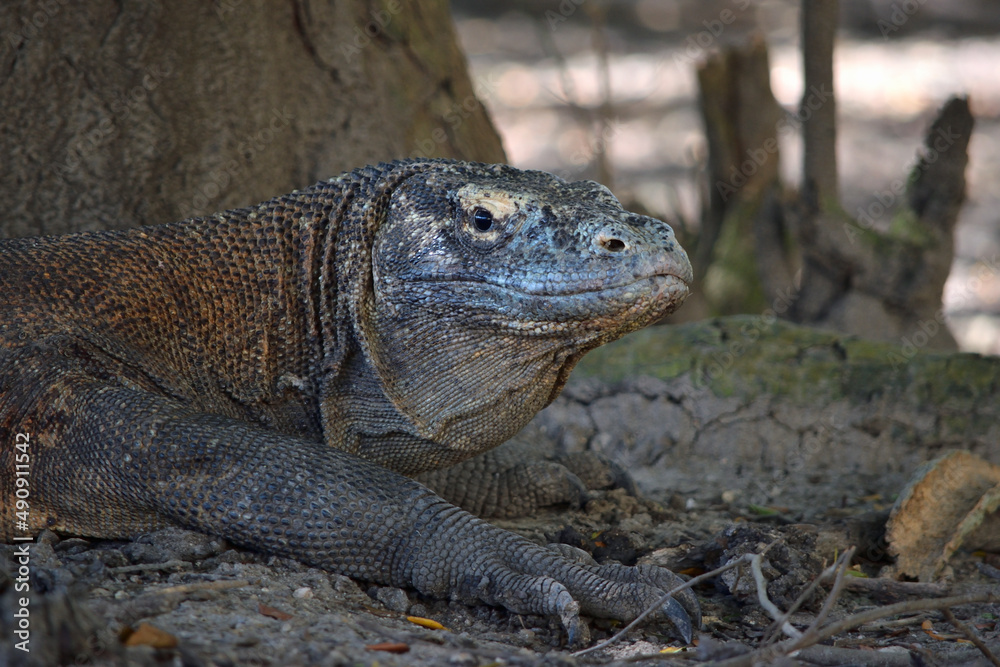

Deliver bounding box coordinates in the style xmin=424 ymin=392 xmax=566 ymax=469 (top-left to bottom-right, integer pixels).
xmin=858 ymin=613 xmax=929 ymax=631
xmin=763 ymin=547 xmax=855 ymax=645
xmin=844 ymin=576 xmax=949 ymax=598
xmin=943 ymin=608 xmax=1000 ymax=667
xmin=751 ymin=553 xmax=800 ymax=639
xmin=573 ymin=541 xmax=781 ymax=658
xmin=714 ymin=591 xmax=1000 ymax=667
xmin=109 ymin=559 xmax=192 ymax=574
xmin=801 ymin=593 xmax=999 ymax=645
xmin=151 ymin=579 xmax=249 ymax=596
xmin=572 ymin=557 xmax=748 ymax=658
xmin=806 ymin=547 xmax=855 ymax=636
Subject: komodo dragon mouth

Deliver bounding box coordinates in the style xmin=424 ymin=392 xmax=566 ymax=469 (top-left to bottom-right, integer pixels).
xmin=419 ymin=257 xmax=693 ymax=297
xmin=395 ymin=261 xmax=692 ymax=327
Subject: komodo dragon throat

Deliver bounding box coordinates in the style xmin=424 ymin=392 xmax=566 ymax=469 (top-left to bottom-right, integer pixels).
xmin=0 ymin=159 xmax=697 ymax=645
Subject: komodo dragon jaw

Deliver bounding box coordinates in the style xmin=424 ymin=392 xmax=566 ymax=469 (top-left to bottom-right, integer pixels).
xmin=0 ymin=159 xmax=698 ymax=648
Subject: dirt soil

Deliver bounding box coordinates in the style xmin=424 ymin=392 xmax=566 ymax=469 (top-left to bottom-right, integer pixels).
xmin=1 ymin=470 xmax=996 ymax=666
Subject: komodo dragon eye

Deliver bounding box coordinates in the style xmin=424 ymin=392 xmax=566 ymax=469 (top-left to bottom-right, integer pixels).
xmin=472 ymin=207 xmax=494 ymax=232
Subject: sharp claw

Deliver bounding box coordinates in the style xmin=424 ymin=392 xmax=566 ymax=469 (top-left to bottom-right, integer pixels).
xmin=661 ymin=595 xmax=694 ymax=644
xmin=632 ymin=564 xmax=702 ymax=633
xmin=558 ymin=598 xmax=590 ymax=648
xmin=674 ymin=585 xmax=702 ymax=631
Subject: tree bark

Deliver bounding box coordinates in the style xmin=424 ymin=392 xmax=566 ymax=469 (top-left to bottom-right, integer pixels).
xmin=695 ymin=37 xmax=792 ymax=316
xmin=800 ymin=0 xmax=840 ymax=210
xmin=0 ymin=0 xmax=505 ymax=238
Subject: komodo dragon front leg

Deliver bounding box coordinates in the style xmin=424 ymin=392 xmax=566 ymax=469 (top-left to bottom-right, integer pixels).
xmin=1 ymin=341 xmax=695 ymax=645
xmin=0 ymin=159 xmax=698 ymax=645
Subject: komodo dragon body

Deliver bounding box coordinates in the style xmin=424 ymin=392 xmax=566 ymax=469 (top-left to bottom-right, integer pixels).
xmin=0 ymin=159 xmax=695 ymax=644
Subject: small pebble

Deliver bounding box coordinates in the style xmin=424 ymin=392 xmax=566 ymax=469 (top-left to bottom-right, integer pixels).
xmin=293 ymin=587 xmax=313 ymax=599
xmin=375 ymin=586 xmax=410 ymax=613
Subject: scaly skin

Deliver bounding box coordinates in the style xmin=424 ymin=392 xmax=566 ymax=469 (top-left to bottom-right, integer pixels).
xmin=0 ymin=159 xmax=696 ymax=645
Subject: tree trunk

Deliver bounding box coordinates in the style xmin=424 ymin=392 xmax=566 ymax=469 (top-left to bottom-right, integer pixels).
xmin=0 ymin=0 xmax=506 ymax=238
xmin=800 ymin=0 xmax=840 ymax=211
xmin=693 ymin=1 xmax=973 ymax=349
xmin=695 ymin=37 xmax=793 ymax=316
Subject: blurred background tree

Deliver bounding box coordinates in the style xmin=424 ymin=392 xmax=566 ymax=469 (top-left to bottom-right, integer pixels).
xmin=0 ymin=0 xmax=505 ymax=238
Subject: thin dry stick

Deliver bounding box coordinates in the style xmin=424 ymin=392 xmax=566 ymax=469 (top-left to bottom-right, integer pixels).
xmin=151 ymin=579 xmax=250 ymax=596
xmin=797 ymin=593 xmax=999 ymax=649
xmin=751 ymin=553 xmax=801 ymax=639
xmin=714 ymin=591 xmax=1000 ymax=667
xmin=763 ymin=547 xmax=855 ymax=645
xmin=803 ymin=547 xmax=855 ymax=637
xmin=572 ymin=556 xmax=751 ymax=658
xmin=573 ymin=541 xmax=782 ymax=658
xmin=844 ymin=576 xmax=949 ymax=597
xmin=109 ymin=559 xmax=192 ymax=574
xmin=942 ymin=608 xmax=1000 ymax=667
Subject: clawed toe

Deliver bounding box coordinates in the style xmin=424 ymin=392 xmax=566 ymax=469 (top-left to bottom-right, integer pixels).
xmin=660 ymin=594 xmax=695 ymax=644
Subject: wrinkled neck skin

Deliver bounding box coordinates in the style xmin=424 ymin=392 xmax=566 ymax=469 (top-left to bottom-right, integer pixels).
xmin=319 ymin=251 xmax=590 ymax=477
xmin=326 ymin=284 xmax=600 ymax=477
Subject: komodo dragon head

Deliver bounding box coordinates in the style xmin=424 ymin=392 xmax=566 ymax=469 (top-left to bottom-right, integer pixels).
xmin=320 ymin=160 xmax=692 ymax=475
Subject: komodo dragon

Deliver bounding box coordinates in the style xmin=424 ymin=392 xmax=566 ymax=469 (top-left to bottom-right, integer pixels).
xmin=0 ymin=159 xmax=697 ymax=644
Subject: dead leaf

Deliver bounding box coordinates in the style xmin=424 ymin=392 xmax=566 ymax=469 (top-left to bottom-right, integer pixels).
xmin=365 ymin=641 xmax=410 ymax=653
xmin=886 ymin=450 xmax=1000 ymax=581
xmin=920 ymin=619 xmax=971 ymax=642
xmin=258 ymin=603 xmax=294 ymax=621
xmin=120 ymin=622 xmax=179 ymax=648
xmin=406 ymin=615 xmax=446 ymax=630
